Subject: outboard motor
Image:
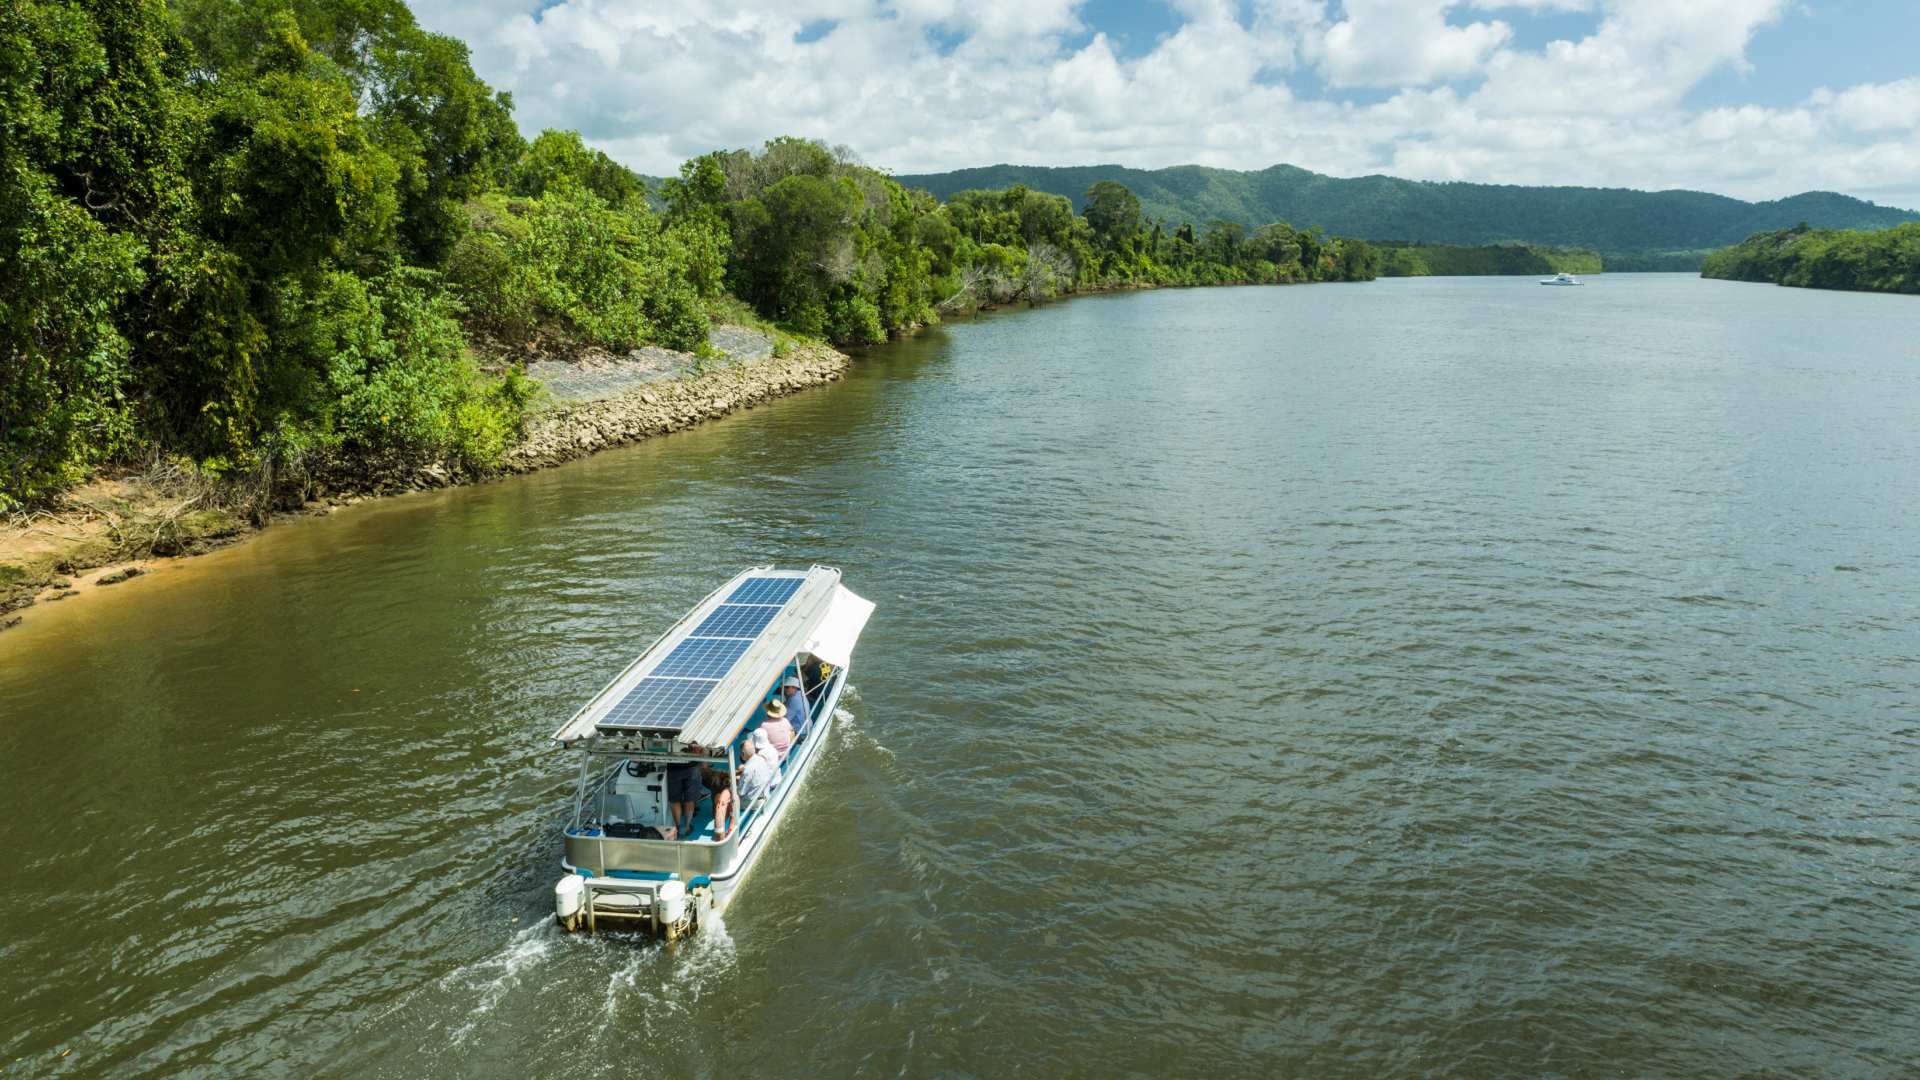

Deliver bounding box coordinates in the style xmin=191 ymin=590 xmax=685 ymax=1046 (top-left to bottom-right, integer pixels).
xmin=655 ymin=879 xmax=689 ymax=938
xmin=555 ymin=874 xmax=586 ymax=930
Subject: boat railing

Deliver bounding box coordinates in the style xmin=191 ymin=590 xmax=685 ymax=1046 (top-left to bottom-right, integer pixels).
xmin=565 ymin=826 xmax=736 ymax=878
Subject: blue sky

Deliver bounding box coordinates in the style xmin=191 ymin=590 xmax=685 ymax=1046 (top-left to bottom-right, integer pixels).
xmin=411 ymin=0 xmax=1920 ymax=208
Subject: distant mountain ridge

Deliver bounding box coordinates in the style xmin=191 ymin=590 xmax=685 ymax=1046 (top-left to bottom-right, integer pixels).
xmin=893 ymin=163 xmax=1919 ymax=258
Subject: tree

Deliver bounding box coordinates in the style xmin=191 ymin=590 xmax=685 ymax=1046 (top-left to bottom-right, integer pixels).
xmin=368 ymin=28 xmax=521 ymax=263
xmin=1020 ymin=243 xmax=1073 ymax=304
xmin=514 ymin=129 xmax=644 ymax=208
xmin=1083 ymin=180 xmax=1141 ymax=251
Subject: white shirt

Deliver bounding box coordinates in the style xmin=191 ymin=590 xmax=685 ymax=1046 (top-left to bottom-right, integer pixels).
xmin=738 ymin=752 xmax=779 ymax=809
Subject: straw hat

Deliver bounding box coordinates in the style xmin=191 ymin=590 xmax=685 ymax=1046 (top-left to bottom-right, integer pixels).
xmin=764 ymin=698 xmax=788 ymax=719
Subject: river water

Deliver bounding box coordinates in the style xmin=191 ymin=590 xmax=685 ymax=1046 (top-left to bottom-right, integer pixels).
xmin=3 ymin=275 xmax=1917 ymax=1077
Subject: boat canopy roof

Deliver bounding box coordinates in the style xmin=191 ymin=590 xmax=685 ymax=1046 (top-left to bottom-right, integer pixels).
xmin=553 ymin=565 xmax=873 ymax=750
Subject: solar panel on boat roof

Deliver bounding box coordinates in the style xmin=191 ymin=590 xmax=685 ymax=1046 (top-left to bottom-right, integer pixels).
xmin=652 ymin=635 xmax=754 ymax=678
xmin=692 ymin=603 xmax=781 ymax=639
xmin=726 ymin=576 xmax=804 ymax=605
xmin=598 ymin=675 xmax=717 ymax=732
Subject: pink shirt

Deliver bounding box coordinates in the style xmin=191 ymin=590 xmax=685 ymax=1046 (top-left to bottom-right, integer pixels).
xmin=759 ymin=717 xmax=794 ymax=758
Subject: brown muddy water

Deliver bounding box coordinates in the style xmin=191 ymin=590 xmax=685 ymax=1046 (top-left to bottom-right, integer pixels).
xmin=2 ymin=276 xmax=1917 ymax=1077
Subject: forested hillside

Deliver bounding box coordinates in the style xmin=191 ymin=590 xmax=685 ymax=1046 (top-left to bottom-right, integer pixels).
xmin=1701 ymin=223 xmax=1920 ymax=294
xmin=1 ymin=0 xmax=1374 ymax=510
xmin=1373 ymin=243 xmax=1601 ymax=277
xmin=896 ymin=164 xmax=1919 ymax=261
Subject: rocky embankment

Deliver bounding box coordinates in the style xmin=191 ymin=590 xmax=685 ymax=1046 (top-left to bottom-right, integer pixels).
xmin=0 ymin=326 xmax=849 ymax=629
xmin=507 ymin=337 xmax=847 ymax=471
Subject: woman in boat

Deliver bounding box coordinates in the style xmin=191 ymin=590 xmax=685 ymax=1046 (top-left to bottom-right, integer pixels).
xmin=701 ymin=765 xmax=737 ymax=841
xmin=759 ymin=697 xmax=794 ymax=759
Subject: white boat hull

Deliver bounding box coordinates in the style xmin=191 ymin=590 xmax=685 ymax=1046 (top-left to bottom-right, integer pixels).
xmin=557 ymin=667 xmax=852 ymax=935
xmin=704 ymin=668 xmax=849 ymax=914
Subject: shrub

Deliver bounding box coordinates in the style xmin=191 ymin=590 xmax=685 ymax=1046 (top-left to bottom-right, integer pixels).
xmin=446 ymin=187 xmax=713 ymax=354
xmin=0 ymin=176 xmax=145 ymax=508
xmin=270 ymin=268 xmax=526 ymax=472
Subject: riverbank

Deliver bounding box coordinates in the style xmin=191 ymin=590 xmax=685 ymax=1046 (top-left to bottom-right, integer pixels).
xmin=1701 ymin=222 xmax=1920 ymax=293
xmin=0 ymin=325 xmax=847 ymax=631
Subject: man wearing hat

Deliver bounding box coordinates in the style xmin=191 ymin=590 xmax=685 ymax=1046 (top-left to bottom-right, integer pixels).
xmin=781 ymin=673 xmax=812 ymax=742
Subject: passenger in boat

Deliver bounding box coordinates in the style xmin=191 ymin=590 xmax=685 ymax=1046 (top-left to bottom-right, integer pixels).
xmin=667 ymin=758 xmax=703 ymax=836
xmin=759 ymin=697 xmax=794 ymax=759
xmin=701 ymin=765 xmax=737 ymax=841
xmin=737 ymin=730 xmax=780 ymax=811
xmin=781 ymin=675 xmax=811 ymax=741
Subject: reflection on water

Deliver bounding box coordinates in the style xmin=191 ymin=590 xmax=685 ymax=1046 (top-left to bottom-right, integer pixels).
xmin=3 ymin=276 xmax=1918 ymax=1076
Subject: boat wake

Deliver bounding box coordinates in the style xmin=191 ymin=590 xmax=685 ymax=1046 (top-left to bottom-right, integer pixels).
xmin=589 ymin=914 xmax=739 ymax=1036
xmin=832 ymin=700 xmax=893 ymax=760
xmin=442 ymin=922 xmax=559 ymax=1044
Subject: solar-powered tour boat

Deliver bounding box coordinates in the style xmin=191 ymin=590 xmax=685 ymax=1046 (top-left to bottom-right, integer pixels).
xmin=551 ymin=566 xmax=874 ymax=937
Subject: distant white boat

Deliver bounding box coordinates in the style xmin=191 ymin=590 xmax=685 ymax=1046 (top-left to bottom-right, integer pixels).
xmin=1540 ymin=272 xmax=1583 ymax=286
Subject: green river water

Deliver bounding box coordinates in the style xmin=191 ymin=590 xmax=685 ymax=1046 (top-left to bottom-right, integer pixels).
xmin=2 ymin=275 xmax=1917 ymax=1077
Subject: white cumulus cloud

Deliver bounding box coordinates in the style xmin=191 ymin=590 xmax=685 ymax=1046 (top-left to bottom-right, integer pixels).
xmin=407 ymin=0 xmax=1920 ymax=210
xmin=1304 ymin=0 xmax=1513 ymax=89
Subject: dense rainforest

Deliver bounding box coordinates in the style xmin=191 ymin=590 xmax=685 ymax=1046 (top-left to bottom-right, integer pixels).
xmin=1700 ymin=223 xmax=1920 ymax=295
xmin=897 ymin=163 xmax=1920 ymax=265
xmin=0 ymin=0 xmax=1375 ymax=511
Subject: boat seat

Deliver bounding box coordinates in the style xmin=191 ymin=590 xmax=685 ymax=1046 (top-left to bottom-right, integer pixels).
xmin=598 ymin=792 xmax=642 ymax=824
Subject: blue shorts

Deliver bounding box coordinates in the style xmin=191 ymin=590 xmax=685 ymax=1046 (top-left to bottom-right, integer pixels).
xmin=667 ymin=764 xmax=703 ymax=802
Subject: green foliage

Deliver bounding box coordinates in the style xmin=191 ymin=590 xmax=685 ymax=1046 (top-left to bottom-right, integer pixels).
xmin=192 ymin=14 xmax=400 ymax=276
xmin=367 ymin=28 xmax=522 ymax=264
xmin=1597 ymin=250 xmax=1710 ymax=272
xmin=1083 ymin=180 xmax=1142 ymax=250
xmin=513 ymin=129 xmax=645 ymax=208
xmin=140 ymin=235 xmax=268 ymax=459
xmin=175 ymin=0 xmax=523 ymax=265
xmin=898 ymin=163 xmax=1920 ymax=257
xmin=1 ymin=0 xmax=172 ymax=506
xmin=2 ymin=0 xmax=536 ymax=505
xmin=664 ymin=138 xmax=1379 ymax=345
xmin=447 ymin=187 xmax=710 ymax=352
xmin=677 ymin=140 xmax=942 ymax=343
xmin=1701 ymin=222 xmax=1920 ymax=294
xmin=0 ymin=171 xmax=145 ymax=507
xmin=1374 ymin=243 xmax=1602 ymax=277
xmin=280 ymin=269 xmax=529 ymax=469
xmin=923 ymin=182 xmax=1376 ymax=307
